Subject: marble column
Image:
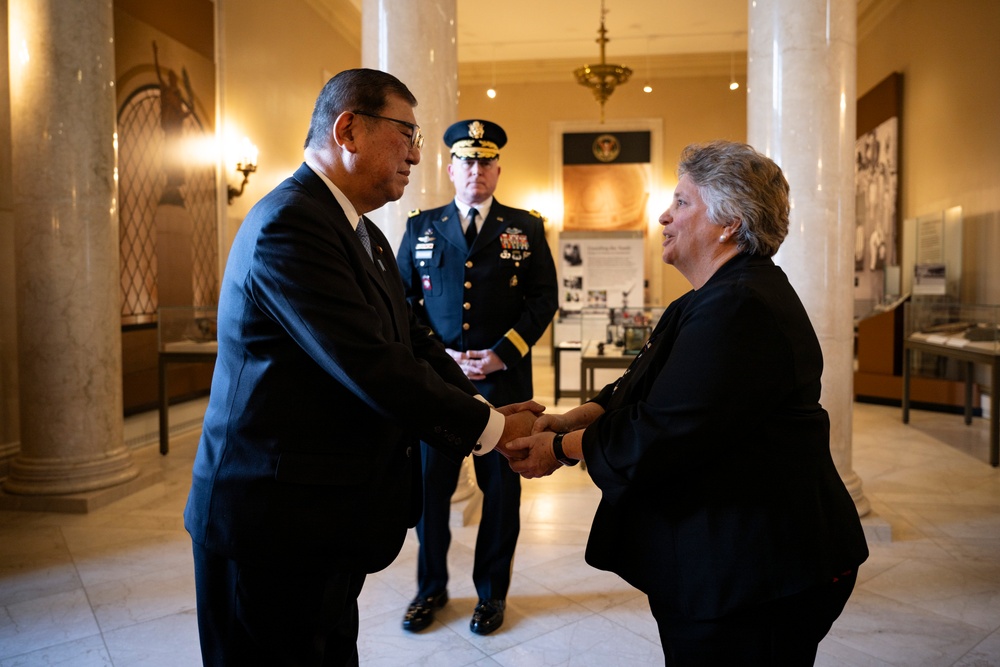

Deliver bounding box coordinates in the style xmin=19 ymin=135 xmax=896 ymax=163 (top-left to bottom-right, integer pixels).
xmin=747 ymin=0 xmax=869 ymax=515
xmin=361 ymin=0 xmax=458 ymax=252
xmin=3 ymin=0 xmax=139 ymax=497
xmin=361 ymin=0 xmax=478 ymax=520
xmin=1 ymin=0 xmax=21 ymax=480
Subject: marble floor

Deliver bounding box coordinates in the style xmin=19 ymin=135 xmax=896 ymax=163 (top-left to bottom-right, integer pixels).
xmin=1 ymin=354 xmax=999 ymax=666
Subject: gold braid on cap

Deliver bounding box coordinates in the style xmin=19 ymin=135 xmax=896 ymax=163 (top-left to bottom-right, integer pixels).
xmin=451 ymin=140 xmax=500 ymax=160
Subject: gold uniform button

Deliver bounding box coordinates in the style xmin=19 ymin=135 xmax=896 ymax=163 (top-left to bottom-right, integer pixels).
xmin=463 ymin=323 xmax=470 ymax=330
xmin=463 ymin=302 xmax=471 ymax=310
xmin=465 ymin=261 xmax=473 ymax=268
xmin=464 ymin=281 xmax=472 ymax=289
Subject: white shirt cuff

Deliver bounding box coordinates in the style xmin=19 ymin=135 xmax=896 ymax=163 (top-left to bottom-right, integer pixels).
xmin=474 ymin=396 xmax=504 ymax=455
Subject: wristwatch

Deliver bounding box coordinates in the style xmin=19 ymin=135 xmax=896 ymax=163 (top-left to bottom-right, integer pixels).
xmin=551 ymin=432 xmax=578 ymax=466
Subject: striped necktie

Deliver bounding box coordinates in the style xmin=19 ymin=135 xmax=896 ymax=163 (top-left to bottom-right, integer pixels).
xmin=356 ymin=217 xmax=373 ymax=259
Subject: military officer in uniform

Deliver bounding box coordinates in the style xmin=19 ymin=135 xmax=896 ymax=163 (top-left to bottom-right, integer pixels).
xmin=396 ymin=119 xmax=558 ymax=635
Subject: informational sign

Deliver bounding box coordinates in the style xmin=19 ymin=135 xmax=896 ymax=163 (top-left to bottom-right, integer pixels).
xmin=913 ymin=212 xmax=946 ymax=295
xmin=558 ymin=231 xmax=644 ymax=313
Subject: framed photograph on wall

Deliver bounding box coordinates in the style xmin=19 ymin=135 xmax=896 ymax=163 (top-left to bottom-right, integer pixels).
xmin=855 ymin=72 xmax=903 ymax=316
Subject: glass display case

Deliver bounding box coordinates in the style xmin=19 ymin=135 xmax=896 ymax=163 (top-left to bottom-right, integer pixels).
xmin=902 ymin=301 xmax=1000 ymax=467
xmin=905 ymin=302 xmax=1000 ymax=354
xmin=157 ymin=305 xmax=218 ymax=353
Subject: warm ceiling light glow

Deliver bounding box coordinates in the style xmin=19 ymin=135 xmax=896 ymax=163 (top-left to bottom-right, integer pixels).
xmin=643 ymin=84 xmax=653 ymax=93
xmin=487 ymin=48 xmax=498 ymax=100
xmin=728 ymin=50 xmax=741 ymax=92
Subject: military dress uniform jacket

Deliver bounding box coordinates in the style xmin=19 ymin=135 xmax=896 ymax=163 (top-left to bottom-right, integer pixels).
xmin=183 ymin=163 xmax=491 ymax=574
xmin=397 ymin=200 xmax=558 ymax=405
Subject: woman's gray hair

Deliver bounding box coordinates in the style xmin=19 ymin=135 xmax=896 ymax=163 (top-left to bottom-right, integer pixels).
xmin=677 ymin=140 xmax=790 ymax=257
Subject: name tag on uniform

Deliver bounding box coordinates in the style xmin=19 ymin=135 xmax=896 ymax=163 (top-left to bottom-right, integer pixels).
xmin=415 ymin=250 xmax=433 ymax=259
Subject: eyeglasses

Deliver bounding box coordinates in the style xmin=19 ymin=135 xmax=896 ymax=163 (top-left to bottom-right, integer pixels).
xmin=352 ymin=111 xmax=424 ymax=149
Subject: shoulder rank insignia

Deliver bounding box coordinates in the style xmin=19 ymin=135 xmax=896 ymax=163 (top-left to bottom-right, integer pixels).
xmin=529 ymin=209 xmax=543 ymax=218
xmin=408 ymin=209 xmax=421 ymax=217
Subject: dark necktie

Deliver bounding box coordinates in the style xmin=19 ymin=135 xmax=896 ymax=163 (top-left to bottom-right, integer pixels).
xmin=356 ymin=217 xmax=373 ymax=259
xmin=465 ymin=208 xmax=479 ymax=249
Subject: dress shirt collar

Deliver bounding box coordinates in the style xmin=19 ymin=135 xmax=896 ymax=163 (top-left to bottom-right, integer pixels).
xmin=304 ymin=160 xmax=362 ymax=231
xmin=454 ymin=197 xmax=493 ymax=227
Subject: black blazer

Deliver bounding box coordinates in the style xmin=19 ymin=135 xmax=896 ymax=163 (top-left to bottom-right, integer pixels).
xmin=184 ymin=163 xmax=490 ymax=572
xmin=582 ymin=253 xmax=869 ymax=620
xmin=397 ymin=199 xmax=558 ymax=404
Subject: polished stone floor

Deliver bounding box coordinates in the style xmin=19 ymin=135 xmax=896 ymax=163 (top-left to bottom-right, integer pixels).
xmin=1 ymin=354 xmax=999 ymax=666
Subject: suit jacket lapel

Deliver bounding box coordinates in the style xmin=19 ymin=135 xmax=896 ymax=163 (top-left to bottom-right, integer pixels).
xmin=361 ymin=215 xmax=390 ymax=287
xmin=477 ymin=200 xmax=508 ymax=250
xmin=361 ymin=215 xmax=407 ymax=343
xmin=292 ymin=164 xmax=403 ymax=342
xmin=432 ymin=201 xmax=466 ymax=252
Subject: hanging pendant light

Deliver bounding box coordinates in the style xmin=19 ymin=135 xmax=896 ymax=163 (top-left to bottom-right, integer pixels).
xmin=574 ymin=0 xmax=632 ymax=123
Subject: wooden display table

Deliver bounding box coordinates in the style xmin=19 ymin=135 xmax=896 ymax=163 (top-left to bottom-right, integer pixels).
xmin=159 ymin=340 xmax=217 ymax=455
xmin=578 ymin=340 xmax=634 ymax=402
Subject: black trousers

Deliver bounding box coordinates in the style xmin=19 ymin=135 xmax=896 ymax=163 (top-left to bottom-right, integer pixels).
xmin=648 ymin=570 xmax=858 ymax=667
xmin=192 ymin=542 xmax=367 ymax=667
xmin=415 ymin=440 xmax=521 ymax=602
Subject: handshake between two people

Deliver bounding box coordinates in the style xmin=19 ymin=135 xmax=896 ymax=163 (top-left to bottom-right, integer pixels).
xmin=492 ymin=401 xmax=579 ymax=480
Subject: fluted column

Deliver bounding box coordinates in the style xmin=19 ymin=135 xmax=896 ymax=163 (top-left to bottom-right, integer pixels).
xmin=3 ymin=0 xmax=139 ymax=496
xmin=747 ymin=0 xmax=868 ymax=515
xmin=361 ymin=0 xmax=478 ymax=515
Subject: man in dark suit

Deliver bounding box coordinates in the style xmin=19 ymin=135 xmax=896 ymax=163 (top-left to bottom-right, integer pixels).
xmin=396 ymin=120 xmax=558 ymax=635
xmin=184 ymin=70 xmax=538 ymax=666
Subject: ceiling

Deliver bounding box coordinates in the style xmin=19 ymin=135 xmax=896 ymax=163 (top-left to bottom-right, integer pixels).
xmin=334 ymin=0 xmax=886 ymax=76
xmin=342 ymin=0 xmax=749 ymax=63
xmin=454 ymin=0 xmax=748 ymax=63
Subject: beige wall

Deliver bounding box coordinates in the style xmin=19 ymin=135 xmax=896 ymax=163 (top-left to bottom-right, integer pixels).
xmin=858 ymin=0 xmax=1000 ymax=305
xmin=218 ymin=0 xmax=360 ymax=257
xmin=214 ymin=0 xmax=1000 ymax=305
xmin=456 ymin=70 xmax=747 ymax=306
xmin=1 ymin=0 xmax=997 ymax=454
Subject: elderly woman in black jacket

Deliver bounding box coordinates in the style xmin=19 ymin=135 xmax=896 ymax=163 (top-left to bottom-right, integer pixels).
xmin=510 ymin=140 xmax=868 ymax=666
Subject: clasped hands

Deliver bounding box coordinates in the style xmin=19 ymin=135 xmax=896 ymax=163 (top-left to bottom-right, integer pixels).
xmin=492 ymin=401 xmax=570 ymax=479
xmin=447 ymin=348 xmax=505 ymax=380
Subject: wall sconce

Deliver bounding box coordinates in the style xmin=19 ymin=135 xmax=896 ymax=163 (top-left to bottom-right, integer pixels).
xmin=227 ymin=136 xmax=259 ymax=205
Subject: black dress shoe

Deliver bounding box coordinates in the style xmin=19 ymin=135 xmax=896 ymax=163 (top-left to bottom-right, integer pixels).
xmin=469 ymin=598 xmax=505 ymax=635
xmin=402 ymin=590 xmax=448 ymax=632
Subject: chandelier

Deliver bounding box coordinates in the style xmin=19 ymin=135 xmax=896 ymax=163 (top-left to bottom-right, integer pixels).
xmin=574 ymin=0 xmax=632 ymax=123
